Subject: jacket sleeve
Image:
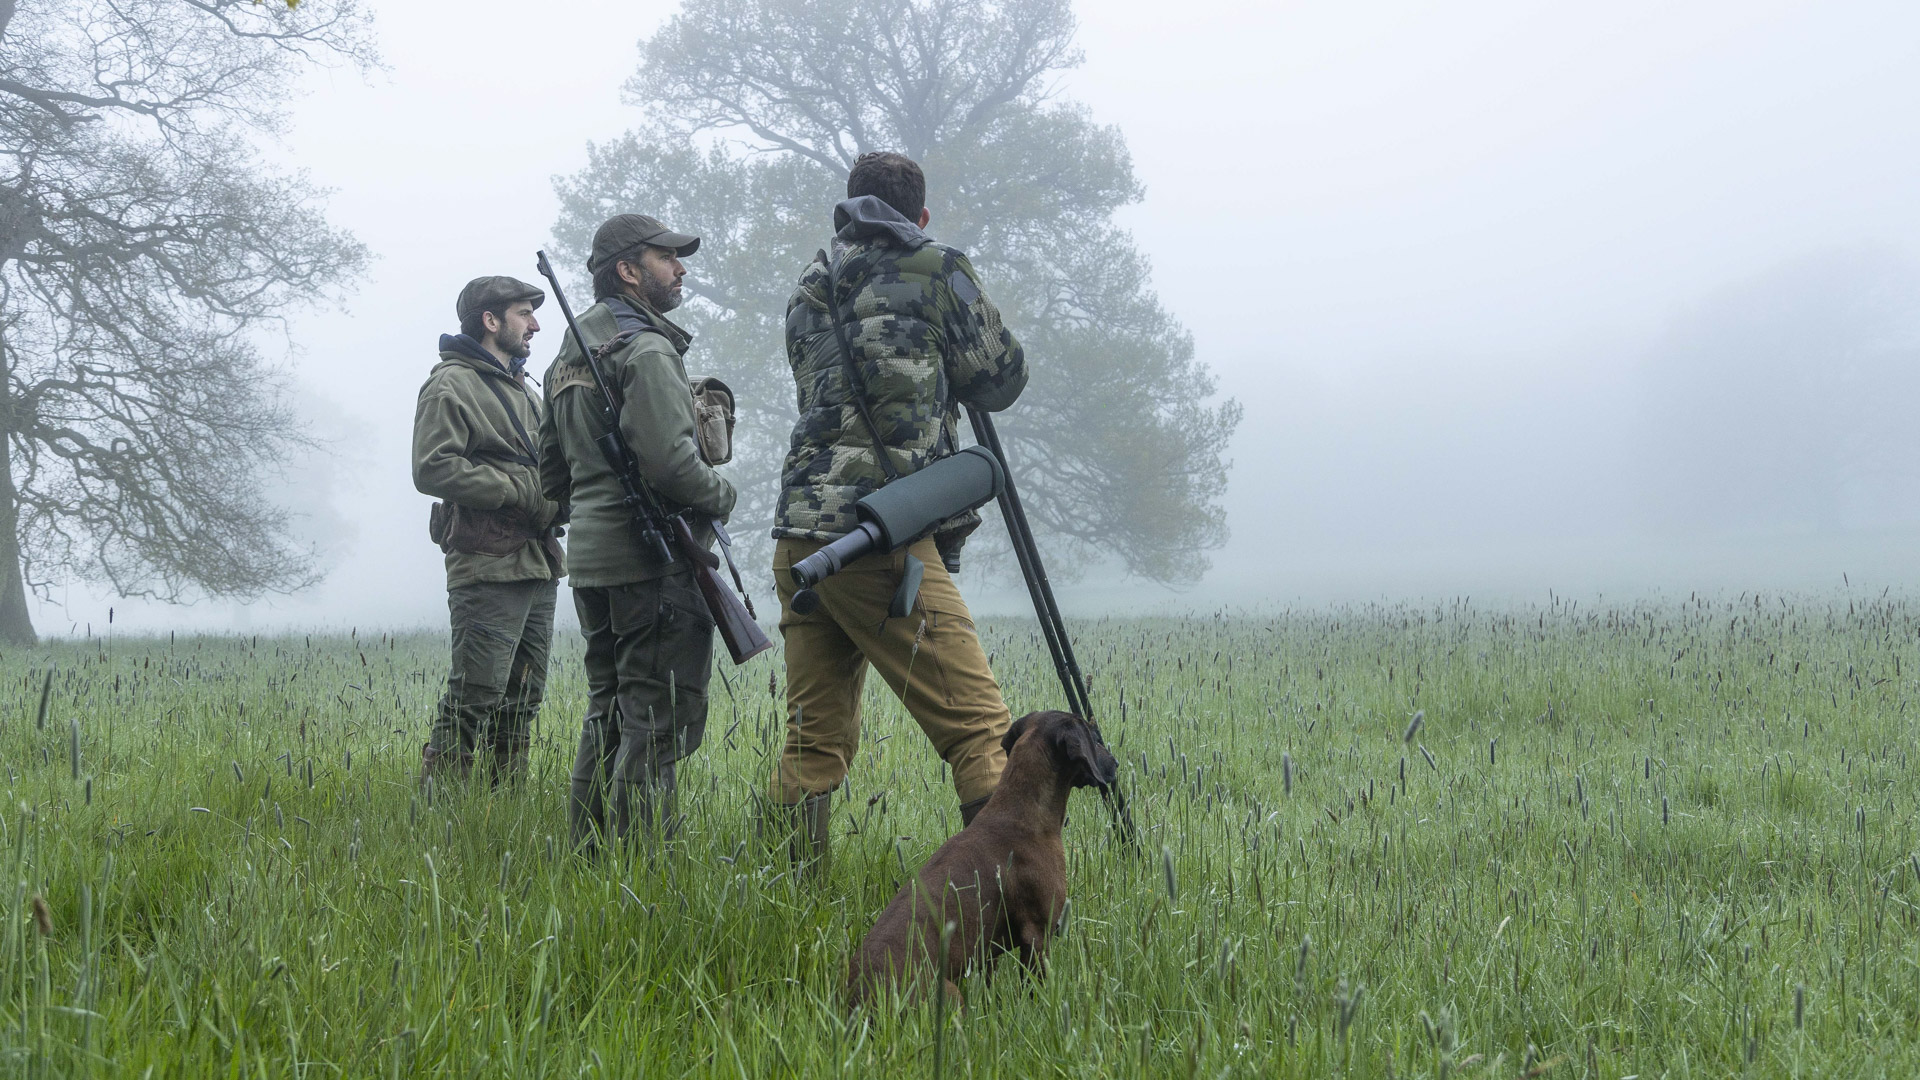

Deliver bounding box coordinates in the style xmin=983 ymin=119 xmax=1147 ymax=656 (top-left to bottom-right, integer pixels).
xmin=940 ymin=253 xmax=1027 ymax=413
xmin=617 ymin=337 xmax=737 ymax=520
xmin=537 ymin=386 xmax=571 ymax=518
xmin=412 ymin=383 xmax=519 ymax=510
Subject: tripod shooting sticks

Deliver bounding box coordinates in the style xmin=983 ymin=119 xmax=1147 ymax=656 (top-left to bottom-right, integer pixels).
xmin=965 ymin=406 xmax=1139 ymax=848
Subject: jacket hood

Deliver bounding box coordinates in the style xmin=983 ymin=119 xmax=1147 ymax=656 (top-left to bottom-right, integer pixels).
xmin=437 ymin=333 xmax=522 ymax=378
xmin=833 ymin=196 xmax=929 ymax=251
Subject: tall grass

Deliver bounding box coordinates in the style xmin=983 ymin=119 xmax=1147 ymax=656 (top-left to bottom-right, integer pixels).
xmin=4 ymin=592 xmax=1920 ymax=1076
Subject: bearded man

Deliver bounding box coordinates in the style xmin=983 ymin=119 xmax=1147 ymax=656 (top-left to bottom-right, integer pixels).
xmin=538 ymin=215 xmax=737 ymax=850
xmin=412 ymin=275 xmax=565 ymax=785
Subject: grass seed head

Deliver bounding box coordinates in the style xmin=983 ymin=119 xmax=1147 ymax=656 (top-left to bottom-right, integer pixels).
xmin=31 ymin=894 xmax=52 ymax=936
xmin=1403 ymin=710 xmax=1424 ymax=744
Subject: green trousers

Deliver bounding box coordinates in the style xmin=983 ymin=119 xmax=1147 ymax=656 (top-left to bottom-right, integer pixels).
xmin=566 ymin=571 xmax=716 ymax=846
xmin=428 ymin=578 xmax=557 ymax=770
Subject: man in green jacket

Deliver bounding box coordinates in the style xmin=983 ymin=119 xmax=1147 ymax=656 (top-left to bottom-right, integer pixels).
xmin=771 ymin=152 xmax=1028 ymax=875
xmin=539 ymin=214 xmax=737 ymax=850
xmin=413 ymin=275 xmax=565 ymax=785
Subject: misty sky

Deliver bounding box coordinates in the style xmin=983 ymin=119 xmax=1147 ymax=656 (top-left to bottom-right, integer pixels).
xmin=36 ymin=0 xmax=1920 ymax=635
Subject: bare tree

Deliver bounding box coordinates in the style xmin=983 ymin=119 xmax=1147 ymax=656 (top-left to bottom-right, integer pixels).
xmin=0 ymin=0 xmax=374 ymax=643
xmin=554 ymin=0 xmax=1240 ymax=584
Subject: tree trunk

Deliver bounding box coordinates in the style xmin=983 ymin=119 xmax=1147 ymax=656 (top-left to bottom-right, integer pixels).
xmin=0 ymin=327 xmax=35 ymax=645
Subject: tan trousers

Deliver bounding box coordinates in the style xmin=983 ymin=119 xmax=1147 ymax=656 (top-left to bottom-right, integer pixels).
xmin=772 ymin=536 xmax=1012 ymax=805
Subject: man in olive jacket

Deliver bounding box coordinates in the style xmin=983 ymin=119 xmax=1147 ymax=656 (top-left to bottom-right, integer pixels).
xmin=539 ymin=215 xmax=737 ymax=850
xmin=413 ymin=276 xmax=564 ymax=785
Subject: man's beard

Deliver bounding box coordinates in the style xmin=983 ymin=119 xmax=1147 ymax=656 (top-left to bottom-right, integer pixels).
xmin=496 ymin=328 xmax=533 ymax=360
xmin=638 ymin=269 xmax=682 ymax=313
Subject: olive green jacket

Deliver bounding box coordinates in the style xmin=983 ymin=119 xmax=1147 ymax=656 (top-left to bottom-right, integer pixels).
xmin=538 ymin=295 xmax=736 ymax=588
xmin=413 ymin=342 xmax=564 ymax=588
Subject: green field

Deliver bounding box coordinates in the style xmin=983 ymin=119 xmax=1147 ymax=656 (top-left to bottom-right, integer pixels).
xmin=5 ymin=594 xmax=1920 ymax=1077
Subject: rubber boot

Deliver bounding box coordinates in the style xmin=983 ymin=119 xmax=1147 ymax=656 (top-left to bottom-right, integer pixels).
xmin=778 ymin=793 xmax=831 ymax=884
xmin=959 ymin=795 xmax=990 ymax=828
xmin=419 ymin=742 xmax=472 ymax=785
xmin=489 ymin=739 xmax=531 ymax=789
xmin=610 ymin=763 xmax=678 ymax=846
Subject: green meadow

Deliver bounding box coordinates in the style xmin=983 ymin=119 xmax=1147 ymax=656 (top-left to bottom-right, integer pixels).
xmin=5 ymin=593 xmax=1920 ymax=1077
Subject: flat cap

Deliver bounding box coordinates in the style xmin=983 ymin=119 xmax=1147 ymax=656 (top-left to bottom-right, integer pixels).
xmin=456 ymin=275 xmax=545 ymax=322
xmin=587 ymin=213 xmax=700 ymax=273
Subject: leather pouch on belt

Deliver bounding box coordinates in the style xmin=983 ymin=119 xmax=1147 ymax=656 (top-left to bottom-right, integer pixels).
xmin=428 ymin=501 xmax=540 ymax=557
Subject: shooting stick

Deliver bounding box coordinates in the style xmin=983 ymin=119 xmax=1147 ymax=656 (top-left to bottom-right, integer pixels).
xmin=966 ymin=406 xmax=1139 ymax=847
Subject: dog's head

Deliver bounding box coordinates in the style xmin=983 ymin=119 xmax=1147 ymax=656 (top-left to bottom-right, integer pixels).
xmin=1001 ymin=710 xmax=1119 ymax=789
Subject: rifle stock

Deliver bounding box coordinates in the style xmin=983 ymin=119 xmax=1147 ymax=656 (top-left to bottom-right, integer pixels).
xmin=669 ymin=516 xmax=773 ymax=663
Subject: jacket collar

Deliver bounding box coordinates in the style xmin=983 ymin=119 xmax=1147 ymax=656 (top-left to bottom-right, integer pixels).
xmin=606 ymin=294 xmax=693 ymax=356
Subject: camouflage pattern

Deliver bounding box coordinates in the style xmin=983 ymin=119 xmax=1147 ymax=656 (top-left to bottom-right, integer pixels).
xmin=773 ymin=197 xmax=1027 ymax=541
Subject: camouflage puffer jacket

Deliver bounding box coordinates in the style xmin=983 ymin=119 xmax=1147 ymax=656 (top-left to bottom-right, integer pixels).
xmin=774 ymin=196 xmax=1027 ymax=542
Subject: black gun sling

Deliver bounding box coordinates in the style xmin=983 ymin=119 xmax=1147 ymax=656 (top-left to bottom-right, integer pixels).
xmin=476 ymin=370 xmax=539 ymax=468
xmin=822 ymin=247 xmax=926 ymax=617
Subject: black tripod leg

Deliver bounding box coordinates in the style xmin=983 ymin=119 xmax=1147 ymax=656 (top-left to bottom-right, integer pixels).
xmin=967 ymin=409 xmax=1088 ymax=715
xmin=968 ymin=407 xmax=1139 ymax=849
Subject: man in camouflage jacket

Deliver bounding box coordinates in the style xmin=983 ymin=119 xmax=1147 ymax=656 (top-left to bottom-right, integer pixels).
xmin=412 ymin=275 xmax=564 ymax=785
xmin=539 ymin=214 xmax=737 ymax=851
xmin=770 ymin=151 xmax=1028 ymax=875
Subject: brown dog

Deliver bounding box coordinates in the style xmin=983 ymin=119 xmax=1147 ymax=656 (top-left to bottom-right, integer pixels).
xmin=847 ymin=709 xmax=1118 ymax=1007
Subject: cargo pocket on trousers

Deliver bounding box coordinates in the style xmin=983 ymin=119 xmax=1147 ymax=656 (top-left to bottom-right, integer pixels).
xmin=448 ymin=619 xmax=517 ymax=694
xmin=904 ymin=594 xmax=977 ymax=711
xmin=655 ymin=574 xmax=716 ymax=699
xmin=606 ymin=582 xmax=665 ymax=684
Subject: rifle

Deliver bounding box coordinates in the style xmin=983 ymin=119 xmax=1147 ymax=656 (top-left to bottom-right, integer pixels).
xmin=965 ymin=405 xmax=1139 ymax=849
xmin=534 ymin=249 xmax=773 ymax=665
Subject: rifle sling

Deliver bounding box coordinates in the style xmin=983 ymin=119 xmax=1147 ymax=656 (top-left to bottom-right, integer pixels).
xmin=823 ymin=248 xmax=903 ymax=483
xmin=574 ymin=298 xmax=714 ymax=567
xmin=476 ymin=369 xmax=539 ymax=469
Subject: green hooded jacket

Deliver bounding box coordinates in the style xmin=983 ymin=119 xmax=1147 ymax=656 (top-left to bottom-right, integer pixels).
xmin=412 ymin=338 xmax=563 ymax=588
xmin=538 ymin=294 xmax=736 ymax=588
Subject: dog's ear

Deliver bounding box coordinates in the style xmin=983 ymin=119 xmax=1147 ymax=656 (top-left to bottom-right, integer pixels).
xmin=1000 ymin=713 xmax=1035 ymax=755
xmin=1051 ymin=715 xmax=1118 ymax=789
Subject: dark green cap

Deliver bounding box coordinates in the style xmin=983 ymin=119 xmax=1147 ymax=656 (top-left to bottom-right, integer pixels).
xmin=455 ymin=275 xmax=544 ymax=322
xmin=587 ymin=213 xmax=700 ymax=273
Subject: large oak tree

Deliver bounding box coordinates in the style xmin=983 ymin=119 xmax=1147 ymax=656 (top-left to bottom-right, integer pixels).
xmin=553 ymin=0 xmax=1240 ymax=584
xmin=0 ymin=0 xmax=373 ymax=643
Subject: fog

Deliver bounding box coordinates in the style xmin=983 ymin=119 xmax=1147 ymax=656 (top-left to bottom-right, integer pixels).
xmin=35 ymin=0 xmax=1920 ymax=634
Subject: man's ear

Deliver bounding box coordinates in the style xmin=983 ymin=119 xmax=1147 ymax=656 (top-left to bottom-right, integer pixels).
xmin=917 ymin=207 xmax=931 ymax=229
xmin=1000 ymin=713 xmax=1033 ymax=755
xmin=481 ymin=309 xmax=503 ymax=337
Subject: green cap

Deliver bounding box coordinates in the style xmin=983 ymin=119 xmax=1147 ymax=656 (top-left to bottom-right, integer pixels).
xmin=587 ymin=213 xmax=701 ymax=273
xmin=455 ymin=275 xmax=544 ymax=322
